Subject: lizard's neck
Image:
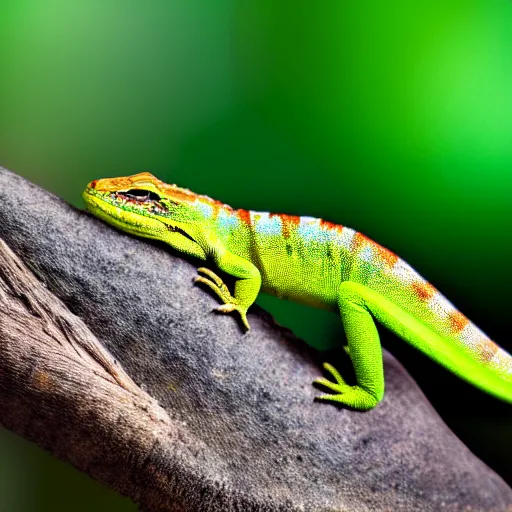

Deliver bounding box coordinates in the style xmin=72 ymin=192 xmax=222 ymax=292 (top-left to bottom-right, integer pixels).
xmin=212 ymin=206 xmax=255 ymax=260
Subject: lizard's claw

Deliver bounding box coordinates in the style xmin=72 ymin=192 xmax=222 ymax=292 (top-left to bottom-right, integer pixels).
xmin=313 ymin=362 xmax=350 ymax=393
xmin=194 ymin=267 xmax=232 ymax=303
xmin=313 ymin=362 xmax=379 ymax=410
xmin=215 ymin=304 xmax=251 ymax=331
xmin=194 ymin=268 xmax=251 ymax=330
xmin=196 ymin=267 xmax=225 ymax=288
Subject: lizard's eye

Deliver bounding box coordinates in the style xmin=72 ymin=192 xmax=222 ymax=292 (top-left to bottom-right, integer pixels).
xmin=121 ymin=189 xmax=161 ymax=202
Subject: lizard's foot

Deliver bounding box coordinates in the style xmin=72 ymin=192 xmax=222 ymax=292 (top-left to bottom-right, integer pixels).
xmin=194 ymin=268 xmax=250 ymax=330
xmin=195 ymin=267 xmax=232 ymax=302
xmin=313 ymin=362 xmax=351 ymax=393
xmin=313 ymin=362 xmax=379 ymax=410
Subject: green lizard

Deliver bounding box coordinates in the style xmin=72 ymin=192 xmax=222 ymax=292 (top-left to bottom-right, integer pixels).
xmin=83 ymin=172 xmax=512 ymax=410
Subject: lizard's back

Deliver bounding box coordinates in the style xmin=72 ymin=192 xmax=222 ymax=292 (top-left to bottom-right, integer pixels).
xmin=225 ymin=209 xmax=512 ymax=387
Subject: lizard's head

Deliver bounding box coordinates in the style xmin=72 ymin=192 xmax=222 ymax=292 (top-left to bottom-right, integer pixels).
xmin=83 ymin=172 xmax=214 ymax=259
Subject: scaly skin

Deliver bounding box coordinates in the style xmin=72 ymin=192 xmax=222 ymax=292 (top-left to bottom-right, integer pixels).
xmin=83 ymin=172 xmax=512 ymax=410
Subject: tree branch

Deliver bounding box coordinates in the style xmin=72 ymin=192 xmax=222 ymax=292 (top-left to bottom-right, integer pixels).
xmin=0 ymin=237 xmax=197 ymax=510
xmin=0 ymin=167 xmax=511 ymax=511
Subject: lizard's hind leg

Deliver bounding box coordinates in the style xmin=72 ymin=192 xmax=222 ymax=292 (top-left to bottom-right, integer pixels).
xmin=314 ymin=281 xmax=385 ymax=410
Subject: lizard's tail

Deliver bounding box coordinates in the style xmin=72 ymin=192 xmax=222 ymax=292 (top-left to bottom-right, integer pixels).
xmin=470 ymin=332 xmax=512 ymax=383
xmin=416 ymin=305 xmax=512 ymax=402
xmin=417 ymin=292 xmax=512 ymax=397
xmin=372 ymin=258 xmax=512 ymax=403
xmin=374 ymin=295 xmax=512 ymax=404
xmin=408 ymin=296 xmax=512 ymax=403
xmin=432 ymin=324 xmax=512 ymax=404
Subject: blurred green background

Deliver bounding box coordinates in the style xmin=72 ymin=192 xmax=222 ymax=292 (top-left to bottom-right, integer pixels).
xmin=1 ymin=0 xmax=512 ymax=509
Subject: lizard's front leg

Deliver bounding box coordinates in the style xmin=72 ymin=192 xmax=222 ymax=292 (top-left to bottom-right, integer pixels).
xmin=195 ymin=249 xmax=261 ymax=331
xmin=314 ymin=281 xmax=385 ymax=410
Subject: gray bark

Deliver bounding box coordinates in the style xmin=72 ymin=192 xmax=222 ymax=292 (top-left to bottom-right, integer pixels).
xmin=0 ymin=167 xmax=511 ymax=511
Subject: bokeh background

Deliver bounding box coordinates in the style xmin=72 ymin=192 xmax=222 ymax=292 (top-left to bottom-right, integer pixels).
xmin=1 ymin=0 xmax=512 ymax=509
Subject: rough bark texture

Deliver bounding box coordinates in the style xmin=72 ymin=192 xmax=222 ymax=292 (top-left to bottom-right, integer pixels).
xmin=0 ymin=166 xmax=511 ymax=511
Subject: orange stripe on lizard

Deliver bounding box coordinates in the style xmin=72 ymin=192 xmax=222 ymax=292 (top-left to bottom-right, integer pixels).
xmin=352 ymin=232 xmax=371 ymax=249
xmin=237 ymin=209 xmax=252 ymax=226
xmin=449 ymin=311 xmax=470 ymax=334
xmin=319 ymin=219 xmax=344 ymax=235
xmin=162 ymin=186 xmax=199 ymax=204
xmin=352 ymin=232 xmax=399 ymax=267
xmin=374 ymin=245 xmax=399 ymax=267
xmin=412 ymin=281 xmax=437 ymax=302
xmin=476 ymin=339 xmax=500 ymax=363
xmin=209 ymin=199 xmax=225 ymax=220
xmin=271 ymin=213 xmax=300 ymax=239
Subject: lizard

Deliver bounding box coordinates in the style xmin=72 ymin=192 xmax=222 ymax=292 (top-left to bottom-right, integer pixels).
xmin=83 ymin=171 xmax=512 ymax=410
